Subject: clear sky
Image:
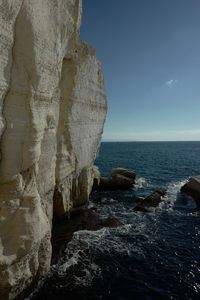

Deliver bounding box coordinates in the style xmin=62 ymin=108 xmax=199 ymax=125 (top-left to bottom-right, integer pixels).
xmin=80 ymin=0 xmax=200 ymax=141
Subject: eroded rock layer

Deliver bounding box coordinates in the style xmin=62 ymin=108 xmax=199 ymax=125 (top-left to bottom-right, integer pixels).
xmin=0 ymin=1 xmax=107 ymax=299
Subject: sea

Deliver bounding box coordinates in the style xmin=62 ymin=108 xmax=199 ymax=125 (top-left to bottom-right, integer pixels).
xmin=28 ymin=141 xmax=200 ymax=300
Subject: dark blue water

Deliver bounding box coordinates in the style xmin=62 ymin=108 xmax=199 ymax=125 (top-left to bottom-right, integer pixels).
xmin=28 ymin=142 xmax=200 ymax=300
xmin=96 ymin=141 xmax=200 ymax=193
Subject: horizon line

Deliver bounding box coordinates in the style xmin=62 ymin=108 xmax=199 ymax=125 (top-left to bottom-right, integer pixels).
xmin=102 ymin=140 xmax=200 ymax=142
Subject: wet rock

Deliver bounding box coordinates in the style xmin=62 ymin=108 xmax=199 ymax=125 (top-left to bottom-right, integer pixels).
xmin=133 ymin=188 xmax=166 ymax=212
xmin=181 ymin=177 xmax=200 ymax=207
xmin=51 ymin=209 xmax=122 ymax=265
xmin=98 ymin=176 xmax=133 ymax=191
xmin=110 ymin=168 xmax=136 ymax=182
xmin=94 ymin=168 xmax=136 ymax=191
xmin=99 ymin=217 xmax=122 ymax=227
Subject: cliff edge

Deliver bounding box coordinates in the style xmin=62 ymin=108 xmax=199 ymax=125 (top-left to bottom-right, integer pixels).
xmin=0 ymin=1 xmax=107 ymax=299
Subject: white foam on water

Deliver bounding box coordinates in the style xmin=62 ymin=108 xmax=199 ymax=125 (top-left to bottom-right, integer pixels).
xmin=58 ymin=249 xmax=81 ymax=272
xmin=26 ymin=172 xmax=200 ymax=299
xmin=70 ymin=225 xmax=149 ymax=260
xmin=134 ymin=177 xmax=152 ymax=190
xmin=100 ymin=197 xmax=116 ymax=204
xmin=160 ymin=178 xmax=189 ymax=211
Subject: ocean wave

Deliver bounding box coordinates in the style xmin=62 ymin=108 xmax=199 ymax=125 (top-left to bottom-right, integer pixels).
xmin=159 ymin=178 xmax=189 ymax=211
xmin=134 ymin=176 xmax=152 ymax=190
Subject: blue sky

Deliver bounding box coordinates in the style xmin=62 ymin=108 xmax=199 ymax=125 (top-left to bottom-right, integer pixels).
xmin=80 ymin=0 xmax=200 ymax=141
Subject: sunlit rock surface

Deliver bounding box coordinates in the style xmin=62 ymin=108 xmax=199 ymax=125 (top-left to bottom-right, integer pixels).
xmin=0 ymin=0 xmax=107 ymax=298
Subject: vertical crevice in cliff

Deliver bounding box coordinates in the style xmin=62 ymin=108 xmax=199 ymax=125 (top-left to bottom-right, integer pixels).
xmin=54 ymin=56 xmax=77 ymax=219
xmin=0 ymin=0 xmax=24 ymax=168
xmin=74 ymin=0 xmax=82 ymax=38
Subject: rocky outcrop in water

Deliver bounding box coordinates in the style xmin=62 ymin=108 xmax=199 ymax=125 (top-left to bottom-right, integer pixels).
xmin=93 ymin=168 xmax=136 ymax=191
xmin=133 ymin=189 xmax=166 ymax=212
xmin=181 ymin=178 xmax=200 ymax=207
xmin=52 ymin=209 xmax=122 ymax=265
xmin=0 ymin=1 xmax=107 ymax=299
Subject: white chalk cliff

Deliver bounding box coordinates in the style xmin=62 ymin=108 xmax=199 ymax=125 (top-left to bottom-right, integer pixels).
xmin=0 ymin=1 xmax=107 ymax=299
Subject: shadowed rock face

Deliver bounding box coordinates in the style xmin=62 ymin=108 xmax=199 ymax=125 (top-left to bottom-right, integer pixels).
xmin=133 ymin=189 xmax=166 ymax=212
xmin=181 ymin=178 xmax=200 ymax=207
xmin=0 ymin=1 xmax=107 ymax=299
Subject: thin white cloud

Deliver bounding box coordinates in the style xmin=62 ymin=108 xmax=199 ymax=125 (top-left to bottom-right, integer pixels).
xmin=165 ymin=79 xmax=178 ymax=86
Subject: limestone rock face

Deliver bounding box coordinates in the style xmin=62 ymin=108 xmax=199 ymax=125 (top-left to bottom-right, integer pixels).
xmin=0 ymin=1 xmax=107 ymax=299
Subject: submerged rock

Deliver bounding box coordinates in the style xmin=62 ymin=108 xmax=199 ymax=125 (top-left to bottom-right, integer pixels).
xmin=94 ymin=168 xmax=136 ymax=191
xmin=181 ymin=177 xmax=200 ymax=207
xmin=133 ymin=189 xmax=166 ymax=212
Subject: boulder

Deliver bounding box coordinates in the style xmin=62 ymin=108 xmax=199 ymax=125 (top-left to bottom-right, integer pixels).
xmin=181 ymin=177 xmax=200 ymax=206
xmin=110 ymin=168 xmax=136 ymax=183
xmin=93 ymin=168 xmax=136 ymax=191
xmin=133 ymin=188 xmax=166 ymax=212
